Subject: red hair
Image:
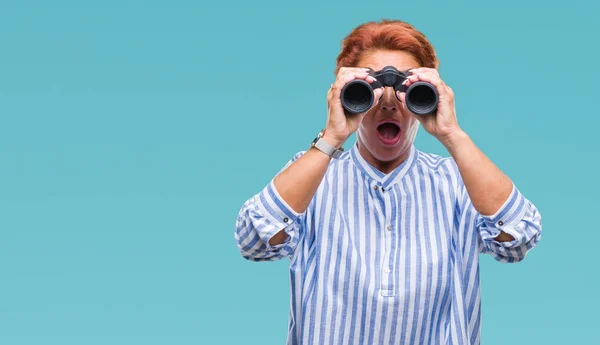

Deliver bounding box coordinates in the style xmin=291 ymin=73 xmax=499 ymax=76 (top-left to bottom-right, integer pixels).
xmin=335 ymin=19 xmax=439 ymax=74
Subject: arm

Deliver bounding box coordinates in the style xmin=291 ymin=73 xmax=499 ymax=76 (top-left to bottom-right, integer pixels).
xmin=444 ymin=137 xmax=542 ymax=262
xmin=268 ymin=144 xmax=337 ymax=245
xmin=234 ymin=67 xmax=382 ymax=260
xmin=404 ymin=68 xmax=542 ymax=261
xmin=234 ymin=151 xmax=311 ymax=261
xmin=234 ymin=145 xmax=335 ymax=262
xmin=234 ymin=139 xmax=345 ymax=261
xmin=268 ymin=66 xmax=383 ymax=244
xmin=441 ymin=130 xmax=516 ymax=242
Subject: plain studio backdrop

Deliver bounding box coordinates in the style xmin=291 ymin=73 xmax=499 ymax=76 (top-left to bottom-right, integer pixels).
xmin=0 ymin=1 xmax=598 ymax=344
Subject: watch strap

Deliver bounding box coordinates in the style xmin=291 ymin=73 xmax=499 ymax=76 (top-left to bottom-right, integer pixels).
xmin=310 ymin=130 xmax=344 ymax=159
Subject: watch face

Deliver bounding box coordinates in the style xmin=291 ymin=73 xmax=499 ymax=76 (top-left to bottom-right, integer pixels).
xmin=312 ymin=130 xmax=325 ymax=146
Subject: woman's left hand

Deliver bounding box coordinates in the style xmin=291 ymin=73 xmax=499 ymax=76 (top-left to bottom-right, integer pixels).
xmin=398 ymin=67 xmax=463 ymax=143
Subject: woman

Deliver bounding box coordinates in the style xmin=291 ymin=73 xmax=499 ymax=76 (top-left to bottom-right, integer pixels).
xmin=234 ymin=19 xmax=542 ymax=345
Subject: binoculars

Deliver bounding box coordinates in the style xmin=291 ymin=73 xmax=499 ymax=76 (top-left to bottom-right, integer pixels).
xmin=340 ymin=66 xmax=438 ymax=116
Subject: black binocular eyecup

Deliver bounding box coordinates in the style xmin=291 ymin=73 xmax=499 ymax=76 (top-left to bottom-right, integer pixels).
xmin=340 ymin=79 xmax=375 ymax=114
xmin=340 ymin=66 xmax=438 ymax=116
xmin=404 ymin=81 xmax=439 ymax=115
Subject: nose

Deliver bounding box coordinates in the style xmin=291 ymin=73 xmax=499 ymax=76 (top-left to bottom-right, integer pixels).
xmin=381 ymin=104 xmax=398 ymax=112
xmin=378 ymin=87 xmax=400 ymax=112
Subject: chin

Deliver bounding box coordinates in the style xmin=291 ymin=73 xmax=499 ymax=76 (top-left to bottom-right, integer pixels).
xmin=372 ymin=144 xmax=405 ymax=162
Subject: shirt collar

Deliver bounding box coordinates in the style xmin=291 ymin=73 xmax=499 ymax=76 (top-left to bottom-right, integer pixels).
xmin=350 ymin=141 xmax=418 ymax=190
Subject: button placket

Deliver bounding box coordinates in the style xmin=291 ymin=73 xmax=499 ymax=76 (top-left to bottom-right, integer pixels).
xmin=380 ymin=186 xmax=394 ymax=295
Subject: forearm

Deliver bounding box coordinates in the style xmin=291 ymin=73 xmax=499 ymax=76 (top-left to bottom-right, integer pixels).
xmin=274 ymin=143 xmax=335 ymax=214
xmin=441 ymin=130 xmax=513 ymax=217
xmin=267 ymin=141 xmax=335 ymax=246
xmin=441 ymin=130 xmax=516 ymax=242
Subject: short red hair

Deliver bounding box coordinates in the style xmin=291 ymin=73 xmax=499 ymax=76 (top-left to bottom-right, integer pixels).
xmin=335 ymin=19 xmax=439 ymax=74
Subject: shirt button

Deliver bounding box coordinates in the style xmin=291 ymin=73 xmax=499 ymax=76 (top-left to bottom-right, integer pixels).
xmin=374 ymin=185 xmax=378 ymax=190
xmin=387 ymin=225 xmax=392 ymax=231
xmin=498 ymin=220 xmax=504 ymax=226
xmin=283 ymin=217 xmax=289 ymax=223
xmin=385 ymin=268 xmax=391 ymax=273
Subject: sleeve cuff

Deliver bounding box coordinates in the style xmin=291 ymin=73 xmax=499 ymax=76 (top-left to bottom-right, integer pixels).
xmin=478 ymin=183 xmax=529 ymax=246
xmin=254 ymin=179 xmax=304 ymax=249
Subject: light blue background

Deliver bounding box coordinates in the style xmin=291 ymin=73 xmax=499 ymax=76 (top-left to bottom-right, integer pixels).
xmin=1 ymin=1 xmax=598 ymax=344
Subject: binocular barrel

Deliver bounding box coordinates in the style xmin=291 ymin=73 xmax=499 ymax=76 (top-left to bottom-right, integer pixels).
xmin=340 ymin=79 xmax=438 ymax=116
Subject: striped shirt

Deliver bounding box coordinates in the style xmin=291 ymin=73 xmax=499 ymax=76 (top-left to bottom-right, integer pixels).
xmin=234 ymin=141 xmax=542 ymax=345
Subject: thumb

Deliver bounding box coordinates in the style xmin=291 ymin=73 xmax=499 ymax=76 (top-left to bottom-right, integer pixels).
xmin=371 ymin=87 xmax=384 ymax=108
xmin=397 ymin=91 xmax=407 ymax=110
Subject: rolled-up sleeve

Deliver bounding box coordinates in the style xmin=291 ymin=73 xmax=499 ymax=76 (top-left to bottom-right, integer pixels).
xmin=454 ymin=170 xmax=542 ymax=263
xmin=471 ymin=183 xmax=542 ymax=263
xmin=234 ymin=151 xmax=307 ymax=261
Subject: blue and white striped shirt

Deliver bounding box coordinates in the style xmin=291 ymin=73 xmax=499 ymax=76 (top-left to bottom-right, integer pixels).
xmin=235 ymin=141 xmax=542 ymax=345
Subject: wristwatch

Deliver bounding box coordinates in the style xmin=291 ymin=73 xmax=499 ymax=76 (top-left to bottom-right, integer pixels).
xmin=310 ymin=129 xmax=344 ymax=159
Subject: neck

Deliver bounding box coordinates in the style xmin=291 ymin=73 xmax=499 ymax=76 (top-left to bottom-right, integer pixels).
xmin=357 ymin=140 xmax=411 ymax=175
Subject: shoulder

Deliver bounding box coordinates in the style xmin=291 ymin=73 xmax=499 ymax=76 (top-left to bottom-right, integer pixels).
xmin=413 ymin=149 xmax=464 ymax=197
xmin=414 ymin=149 xmax=460 ymax=178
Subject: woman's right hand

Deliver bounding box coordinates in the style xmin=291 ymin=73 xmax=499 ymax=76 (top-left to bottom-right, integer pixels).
xmin=324 ymin=67 xmax=384 ymax=147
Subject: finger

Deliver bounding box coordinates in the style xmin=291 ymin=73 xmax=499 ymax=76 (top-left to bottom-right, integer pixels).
xmin=408 ymin=67 xmax=440 ymax=77
xmin=371 ymin=87 xmax=385 ymax=107
xmin=330 ymin=72 xmax=377 ymax=100
xmin=404 ymin=72 xmax=447 ymax=96
xmin=396 ymin=90 xmax=406 ymax=104
xmin=405 ymin=68 xmax=440 ymax=84
xmin=339 ymin=66 xmax=372 ymax=74
xmin=396 ymin=90 xmax=408 ymax=111
xmin=332 ymin=71 xmax=368 ymax=91
xmin=406 ymin=70 xmax=440 ymax=83
xmin=337 ymin=67 xmax=372 ymax=80
xmin=337 ymin=70 xmax=372 ymax=84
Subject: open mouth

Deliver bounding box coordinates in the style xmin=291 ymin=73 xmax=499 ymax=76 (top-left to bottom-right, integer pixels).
xmin=376 ymin=121 xmax=402 ymax=146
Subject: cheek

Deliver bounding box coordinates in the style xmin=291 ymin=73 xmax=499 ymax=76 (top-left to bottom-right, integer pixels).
xmin=404 ymin=118 xmax=420 ymax=138
xmin=407 ymin=116 xmax=419 ymax=128
xmin=358 ymin=114 xmax=375 ymax=130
